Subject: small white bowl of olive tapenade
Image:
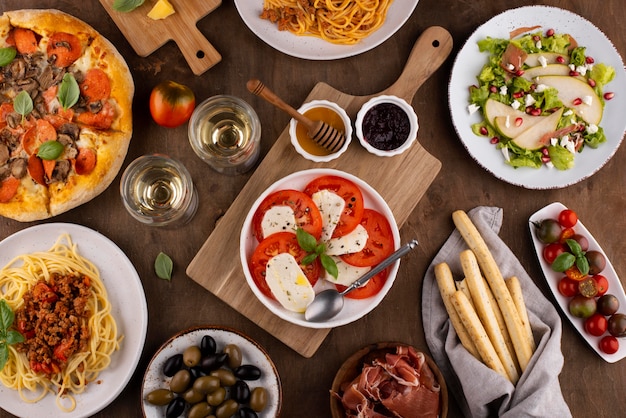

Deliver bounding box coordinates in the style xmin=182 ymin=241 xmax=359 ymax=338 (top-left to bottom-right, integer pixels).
xmin=355 ymin=95 xmax=419 ymax=157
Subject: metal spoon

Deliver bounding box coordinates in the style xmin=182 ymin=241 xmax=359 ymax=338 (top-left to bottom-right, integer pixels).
xmin=304 ymin=239 xmax=419 ymax=322
xmin=246 ymin=78 xmax=346 ymax=152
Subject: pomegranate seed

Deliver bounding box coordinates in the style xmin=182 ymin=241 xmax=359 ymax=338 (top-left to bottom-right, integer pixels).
xmin=490 ymin=137 xmax=499 ymax=144
xmin=604 ymin=92 xmax=615 ymax=100
xmin=513 ymin=91 xmax=524 ymax=99
xmin=541 ymin=155 xmax=551 ymax=163
xmin=490 ymin=85 xmax=498 ymax=93
xmin=525 ymin=107 xmax=533 ymax=114
xmin=569 ymin=70 xmax=580 ymax=77
xmin=556 ymin=56 xmax=566 ymax=64
xmin=546 ymin=28 xmax=555 ymax=37
xmin=530 ymin=108 xmax=542 ymax=116
xmin=542 ymin=148 xmax=550 ymax=156
xmin=533 ymin=35 xmax=541 ymax=42
xmin=586 ymin=56 xmax=595 ymax=64
xmin=572 ymin=98 xmax=583 ymax=106
xmin=515 ymin=117 xmax=523 ymax=127
xmin=515 ymin=69 xmax=525 ymax=76
xmin=479 ymin=126 xmax=488 ymax=136
xmin=578 ymin=124 xmax=586 ymax=132
xmin=588 ymin=79 xmax=596 ymax=87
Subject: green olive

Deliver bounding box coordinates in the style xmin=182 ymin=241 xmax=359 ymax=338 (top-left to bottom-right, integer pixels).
xmin=206 ymin=386 xmax=226 ymax=406
xmin=145 ymin=388 xmax=176 ymax=406
xmin=215 ymin=399 xmax=239 ymax=418
xmin=209 ymin=368 xmax=236 ymax=387
xmin=183 ymin=345 xmax=202 ymax=368
xmin=169 ymin=369 xmax=191 ymax=393
xmin=188 ymin=402 xmax=213 ymax=418
xmin=249 ymin=386 xmax=268 ymax=412
xmin=192 ymin=375 xmax=221 ymax=394
xmin=223 ymin=344 xmax=242 ymax=369
xmin=182 ymin=387 xmax=205 ymax=404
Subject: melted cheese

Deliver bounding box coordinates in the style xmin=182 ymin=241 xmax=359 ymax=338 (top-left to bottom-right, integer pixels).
xmin=312 ymin=189 xmax=344 ymax=242
xmin=265 ymin=253 xmax=315 ymax=313
xmin=261 ymin=205 xmax=297 ymax=238
xmin=326 ymin=224 xmax=368 ymax=256
xmin=323 ymin=256 xmax=371 ymax=287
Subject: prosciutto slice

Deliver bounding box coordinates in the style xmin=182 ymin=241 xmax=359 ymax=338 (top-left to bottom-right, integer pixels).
xmin=338 ymin=346 xmax=441 ymax=418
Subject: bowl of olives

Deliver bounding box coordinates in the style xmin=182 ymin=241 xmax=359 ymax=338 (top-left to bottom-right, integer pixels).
xmin=141 ymin=326 xmax=282 ymax=418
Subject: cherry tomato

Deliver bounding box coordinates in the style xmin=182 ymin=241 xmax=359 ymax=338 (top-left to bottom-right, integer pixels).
xmin=586 ymin=250 xmax=606 ymax=275
xmin=558 ymin=209 xmax=578 ymax=228
xmin=568 ymin=294 xmax=596 ymax=319
xmin=543 ymin=243 xmax=566 ymax=264
xmin=599 ymin=335 xmax=619 ymax=355
xmin=335 ymin=269 xmax=388 ymax=299
xmin=252 ymin=189 xmax=323 ymax=242
xmin=534 ymin=219 xmax=562 ymax=244
xmin=584 ymin=313 xmax=608 ymax=336
xmin=571 ymin=234 xmax=589 ymax=252
xmin=564 ymin=265 xmax=586 ymax=282
xmin=557 ymin=276 xmax=579 ymax=297
xmin=592 ymin=274 xmax=609 ymax=297
xmin=558 ymin=227 xmax=575 ymax=243
xmin=597 ymin=294 xmax=619 ymax=316
xmin=149 ymin=80 xmax=195 ymax=128
xmin=608 ymin=313 xmax=626 ymax=338
xmin=303 ymin=175 xmax=365 ymax=238
xmin=341 ymin=209 xmax=395 ymax=267
xmin=578 ymin=277 xmax=598 ymax=298
xmin=249 ymin=232 xmax=321 ymax=299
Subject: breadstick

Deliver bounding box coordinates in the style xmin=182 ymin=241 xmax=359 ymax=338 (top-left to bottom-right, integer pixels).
xmin=506 ymin=276 xmax=536 ymax=352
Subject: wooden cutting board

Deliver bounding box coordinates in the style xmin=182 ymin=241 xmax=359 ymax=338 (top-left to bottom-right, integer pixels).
xmin=98 ymin=0 xmax=221 ymax=75
xmin=187 ymin=26 xmax=453 ymax=358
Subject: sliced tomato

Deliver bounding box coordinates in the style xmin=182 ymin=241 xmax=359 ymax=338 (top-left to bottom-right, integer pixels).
xmin=340 ymin=209 xmax=395 ymax=267
xmin=335 ymin=268 xmax=388 ymax=299
xmin=249 ymin=232 xmax=321 ymax=299
xmin=303 ymin=175 xmax=365 ymax=238
xmin=252 ymin=189 xmax=323 ymax=242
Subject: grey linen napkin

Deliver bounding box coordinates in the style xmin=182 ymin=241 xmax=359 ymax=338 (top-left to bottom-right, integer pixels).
xmin=422 ymin=206 xmax=572 ymax=417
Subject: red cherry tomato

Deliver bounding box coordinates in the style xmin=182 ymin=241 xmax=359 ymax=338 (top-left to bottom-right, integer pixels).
xmin=543 ymin=242 xmax=566 ymax=264
xmin=249 ymin=232 xmax=321 ymax=299
xmin=599 ymin=335 xmax=619 ymax=355
xmin=252 ymin=189 xmax=323 ymax=242
xmin=558 ymin=227 xmax=576 ymax=243
xmin=149 ymin=80 xmax=195 ymax=128
xmin=592 ymin=274 xmax=609 ymax=297
xmin=340 ymin=209 xmax=395 ymax=267
xmin=557 ymin=276 xmax=579 ymax=297
xmin=558 ymin=209 xmax=578 ymax=228
xmin=584 ymin=313 xmax=608 ymax=337
xmin=335 ymin=269 xmax=389 ymax=299
xmin=303 ymin=175 xmax=365 ymax=238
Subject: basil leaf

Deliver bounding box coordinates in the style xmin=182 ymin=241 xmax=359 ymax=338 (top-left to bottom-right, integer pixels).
xmin=112 ymin=0 xmax=145 ymax=12
xmin=0 ymin=346 xmax=8 ymax=372
xmin=57 ymin=73 xmax=80 ymax=110
xmin=301 ymin=253 xmax=318 ymax=265
xmin=37 ymin=141 xmax=65 ymax=160
xmin=0 ymin=47 xmax=16 ymax=67
xmin=565 ymin=239 xmax=582 ymax=256
xmin=576 ymin=255 xmax=590 ymax=276
xmin=13 ymin=90 xmax=33 ymax=118
xmin=314 ymin=243 xmax=326 ymax=256
xmin=5 ymin=330 xmax=24 ymax=345
xmin=0 ymin=299 xmax=20 ymax=372
xmin=155 ymin=252 xmax=173 ymax=280
xmin=552 ymin=252 xmax=576 ymax=272
xmin=296 ymin=228 xmax=317 ymax=252
xmin=320 ymin=254 xmax=338 ymax=279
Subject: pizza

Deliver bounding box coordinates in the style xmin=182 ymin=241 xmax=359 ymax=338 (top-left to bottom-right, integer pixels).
xmin=0 ymin=9 xmax=134 ymax=222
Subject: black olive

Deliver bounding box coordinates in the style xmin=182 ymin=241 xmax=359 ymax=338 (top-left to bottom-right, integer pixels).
xmin=200 ymin=352 xmax=227 ymax=373
xmin=235 ymin=407 xmax=259 ymax=418
xmin=162 ymin=354 xmax=183 ymax=377
xmin=232 ymin=380 xmax=251 ymax=403
xmin=189 ymin=366 xmax=205 ymax=380
xmin=234 ymin=364 xmax=261 ymax=381
xmin=200 ymin=335 xmax=217 ymax=356
xmin=165 ymin=397 xmax=185 ymax=418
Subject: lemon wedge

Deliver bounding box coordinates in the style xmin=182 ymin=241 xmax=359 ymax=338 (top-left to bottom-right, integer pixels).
xmin=147 ymin=0 xmax=176 ymax=20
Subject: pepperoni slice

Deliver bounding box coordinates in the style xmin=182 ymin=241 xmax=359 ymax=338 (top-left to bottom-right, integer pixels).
xmin=46 ymin=32 xmax=82 ymax=67
xmin=0 ymin=176 xmax=20 ymax=203
xmin=13 ymin=28 xmax=38 ymax=54
xmin=80 ymin=68 xmax=111 ymax=103
xmin=74 ymin=148 xmax=97 ymax=175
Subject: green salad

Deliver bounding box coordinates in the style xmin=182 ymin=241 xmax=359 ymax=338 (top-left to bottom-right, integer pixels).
xmin=468 ymin=29 xmax=616 ymax=170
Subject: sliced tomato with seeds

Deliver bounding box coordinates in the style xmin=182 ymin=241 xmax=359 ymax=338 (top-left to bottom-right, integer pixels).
xmin=340 ymin=209 xmax=395 ymax=267
xmin=335 ymin=268 xmax=388 ymax=299
xmin=249 ymin=232 xmax=321 ymax=299
xmin=252 ymin=189 xmax=323 ymax=242
xmin=303 ymin=175 xmax=365 ymax=238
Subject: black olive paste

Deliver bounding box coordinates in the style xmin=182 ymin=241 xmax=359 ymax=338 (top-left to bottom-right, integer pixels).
xmin=362 ymin=103 xmax=411 ymax=150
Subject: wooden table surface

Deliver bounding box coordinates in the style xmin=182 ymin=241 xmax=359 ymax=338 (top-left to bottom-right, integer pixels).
xmin=1 ymin=1 xmax=624 ymax=417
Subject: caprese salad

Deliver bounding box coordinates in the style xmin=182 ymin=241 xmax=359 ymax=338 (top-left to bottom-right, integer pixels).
xmin=248 ymin=175 xmax=395 ymax=313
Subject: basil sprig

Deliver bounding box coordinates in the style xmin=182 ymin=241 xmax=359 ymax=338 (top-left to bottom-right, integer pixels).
xmin=0 ymin=47 xmax=16 ymax=67
xmin=13 ymin=90 xmax=33 ymax=124
xmin=551 ymin=239 xmax=590 ymax=275
xmin=57 ymin=73 xmax=80 ymax=110
xmin=296 ymin=228 xmax=338 ymax=279
xmin=37 ymin=141 xmax=65 ymax=160
xmin=155 ymin=252 xmax=173 ymax=280
xmin=0 ymin=299 xmax=25 ymax=372
xmin=112 ymin=0 xmax=145 ymax=12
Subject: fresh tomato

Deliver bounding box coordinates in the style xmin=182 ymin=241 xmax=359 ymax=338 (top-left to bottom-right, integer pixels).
xmin=335 ymin=269 xmax=388 ymax=299
xmin=586 ymin=250 xmax=606 ymax=275
xmin=249 ymin=232 xmax=321 ymax=299
xmin=252 ymin=189 xmax=323 ymax=242
xmin=543 ymin=242 xmax=566 ymax=264
xmin=584 ymin=313 xmax=608 ymax=337
xmin=341 ymin=209 xmax=395 ymax=267
xmin=303 ymin=175 xmax=365 ymax=238
xmin=149 ymin=80 xmax=195 ymax=128
xmin=592 ymin=274 xmax=609 ymax=297
xmin=558 ymin=227 xmax=576 ymax=243
xmin=568 ymin=294 xmax=596 ymax=319
xmin=557 ymin=276 xmax=579 ymax=297
xmin=558 ymin=209 xmax=578 ymax=228
xmin=599 ymin=335 xmax=619 ymax=355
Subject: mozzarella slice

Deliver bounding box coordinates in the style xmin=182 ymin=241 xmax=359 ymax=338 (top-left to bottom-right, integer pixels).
xmin=323 ymin=256 xmax=371 ymax=287
xmin=264 ymin=253 xmax=315 ymax=313
xmin=311 ymin=189 xmax=344 ymax=242
xmin=326 ymin=224 xmax=368 ymax=256
xmin=261 ymin=205 xmax=297 ymax=238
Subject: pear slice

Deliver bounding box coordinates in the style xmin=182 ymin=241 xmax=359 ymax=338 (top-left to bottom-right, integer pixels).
xmin=483 ymin=99 xmax=524 ymax=127
xmin=494 ymin=114 xmax=548 ymax=138
xmin=511 ymin=108 xmax=563 ymax=150
xmin=524 ymin=52 xmax=569 ymax=67
xmin=522 ymin=64 xmax=571 ymax=81
xmin=536 ymin=75 xmax=603 ymax=125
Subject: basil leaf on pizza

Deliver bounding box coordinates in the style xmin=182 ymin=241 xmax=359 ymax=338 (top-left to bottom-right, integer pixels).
xmin=58 ymin=73 xmax=80 ymax=110
xmin=0 ymin=47 xmax=16 ymax=66
xmin=13 ymin=90 xmax=33 ymax=121
xmin=37 ymin=141 xmax=64 ymax=160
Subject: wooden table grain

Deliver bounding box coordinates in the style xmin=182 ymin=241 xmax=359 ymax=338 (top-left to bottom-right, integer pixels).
xmin=1 ymin=1 xmax=624 ymax=417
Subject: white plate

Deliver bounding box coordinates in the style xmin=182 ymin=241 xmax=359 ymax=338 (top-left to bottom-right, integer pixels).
xmin=0 ymin=223 xmax=148 ymax=417
xmin=240 ymin=168 xmax=401 ymax=329
xmin=141 ymin=326 xmax=282 ymax=417
xmin=234 ymin=0 xmax=419 ymax=60
xmin=529 ymin=202 xmax=626 ymax=363
xmin=449 ymin=6 xmax=626 ymax=189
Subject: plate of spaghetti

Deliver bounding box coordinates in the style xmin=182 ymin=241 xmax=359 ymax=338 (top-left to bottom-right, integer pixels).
xmin=235 ymin=0 xmax=419 ymax=60
xmin=0 ymin=223 xmax=148 ymax=417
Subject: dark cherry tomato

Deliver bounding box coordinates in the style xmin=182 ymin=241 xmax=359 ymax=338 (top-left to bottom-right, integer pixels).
xmin=149 ymin=80 xmax=196 ymax=128
xmin=586 ymin=251 xmax=606 ymax=275
xmin=558 ymin=209 xmax=578 ymax=228
xmin=543 ymin=243 xmax=566 ymax=264
xmin=534 ymin=219 xmax=562 ymax=244
xmin=608 ymin=313 xmax=626 ymax=338
xmin=568 ymin=294 xmax=596 ymax=319
xmin=584 ymin=313 xmax=608 ymax=336
xmin=599 ymin=335 xmax=619 ymax=354
xmin=592 ymin=275 xmax=609 ymax=297
xmin=597 ymin=294 xmax=619 ymax=316
xmin=571 ymin=234 xmax=589 ymax=252
xmin=557 ymin=276 xmax=579 ymax=298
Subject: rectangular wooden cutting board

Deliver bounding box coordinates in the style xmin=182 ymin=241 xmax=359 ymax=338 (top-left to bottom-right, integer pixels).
xmin=187 ymin=27 xmax=453 ymax=358
xmin=99 ymin=0 xmax=221 ymax=75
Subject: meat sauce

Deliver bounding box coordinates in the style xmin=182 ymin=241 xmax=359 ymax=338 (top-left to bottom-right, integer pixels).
xmin=361 ymin=103 xmax=411 ymax=151
xmin=15 ymin=272 xmax=91 ymax=375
